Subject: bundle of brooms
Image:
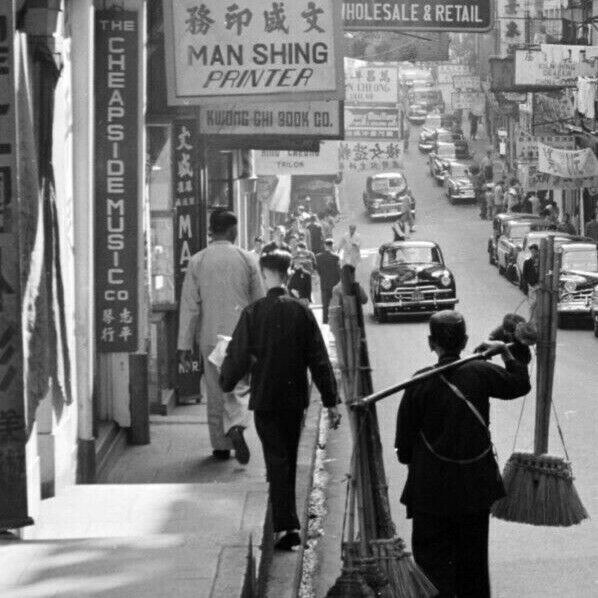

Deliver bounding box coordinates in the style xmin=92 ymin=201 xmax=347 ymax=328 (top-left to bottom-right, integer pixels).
xmin=326 ymin=281 xmax=437 ymax=598
xmin=491 ymin=235 xmax=588 ymax=526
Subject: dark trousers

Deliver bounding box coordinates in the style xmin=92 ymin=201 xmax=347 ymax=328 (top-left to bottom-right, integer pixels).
xmin=254 ymin=409 xmax=305 ymax=533
xmin=412 ymin=510 xmax=490 ymax=598
xmin=321 ymin=285 xmax=334 ymax=324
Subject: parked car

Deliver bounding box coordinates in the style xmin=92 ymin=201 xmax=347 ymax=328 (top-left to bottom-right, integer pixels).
xmin=444 ymin=162 xmax=474 ymax=203
xmin=370 ymin=240 xmax=458 ymax=322
xmin=429 ymin=142 xmax=457 ymax=183
xmin=514 ymin=231 xmax=588 ymax=290
xmin=488 ymin=213 xmax=537 ymax=266
xmin=590 ymin=285 xmax=598 ymax=337
xmin=407 ymin=103 xmax=427 ymax=125
xmin=407 ymin=87 xmax=445 ymax=113
xmin=496 ymin=218 xmax=546 ymax=276
xmin=558 ymin=242 xmax=598 ymax=327
xmin=362 ymin=172 xmax=415 ymax=220
xmin=419 ymin=126 xmax=469 ymax=159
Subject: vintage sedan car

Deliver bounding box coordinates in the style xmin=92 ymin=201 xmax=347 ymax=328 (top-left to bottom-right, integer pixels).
xmin=514 ymin=231 xmax=588 ymax=290
xmin=407 ymin=87 xmax=445 ymax=113
xmin=557 ymin=242 xmax=598 ymax=327
xmin=496 ymin=218 xmax=546 ymax=276
xmin=407 ymin=103 xmax=427 ymax=125
xmin=370 ymin=241 xmax=458 ymax=322
xmin=362 ymin=172 xmax=415 ymax=220
xmin=590 ymin=285 xmax=598 ymax=337
xmin=429 ymin=142 xmax=457 ymax=183
xmin=443 ymin=162 xmax=474 ymax=203
xmin=419 ymin=127 xmax=469 ymax=159
xmin=488 ymin=213 xmax=537 ymax=266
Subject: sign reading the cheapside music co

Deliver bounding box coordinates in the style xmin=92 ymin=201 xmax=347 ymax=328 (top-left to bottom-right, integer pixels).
xmin=342 ymin=0 xmax=492 ymax=32
xmin=162 ymin=0 xmax=344 ymax=105
xmin=199 ymin=101 xmax=342 ymax=138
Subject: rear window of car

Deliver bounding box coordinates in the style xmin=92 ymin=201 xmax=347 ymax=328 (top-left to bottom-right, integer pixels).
xmin=371 ymin=176 xmax=406 ymax=193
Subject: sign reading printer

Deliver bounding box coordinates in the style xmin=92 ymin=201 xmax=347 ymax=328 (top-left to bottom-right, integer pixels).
xmin=162 ymin=0 xmax=344 ymax=105
xmin=342 ymin=1 xmax=491 ymax=32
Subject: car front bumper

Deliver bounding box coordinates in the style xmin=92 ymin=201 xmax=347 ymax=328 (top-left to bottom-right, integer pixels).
xmin=369 ymin=210 xmax=403 ymax=219
xmin=449 ymin=190 xmax=475 ymax=200
xmin=374 ymin=297 xmax=459 ymax=313
xmin=558 ymin=302 xmax=591 ymax=315
xmin=408 ymin=115 xmax=426 ymax=123
xmin=419 ymin=141 xmax=434 ymax=151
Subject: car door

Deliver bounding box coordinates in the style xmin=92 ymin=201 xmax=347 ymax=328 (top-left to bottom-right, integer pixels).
xmin=497 ymin=226 xmax=511 ymax=268
xmin=517 ymin=237 xmax=530 ymax=279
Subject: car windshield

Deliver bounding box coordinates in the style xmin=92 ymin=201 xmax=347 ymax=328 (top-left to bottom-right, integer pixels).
xmin=451 ymin=164 xmax=469 ymax=178
xmin=424 ymin=115 xmax=442 ymax=129
xmin=410 ymin=89 xmax=441 ymax=103
xmin=370 ymin=176 xmax=407 ymax=194
xmin=437 ymin=144 xmax=456 ymax=159
xmin=509 ymin=222 xmax=543 ymax=241
xmin=561 ymin=249 xmax=598 ymax=272
xmin=381 ymin=246 xmax=440 ymax=267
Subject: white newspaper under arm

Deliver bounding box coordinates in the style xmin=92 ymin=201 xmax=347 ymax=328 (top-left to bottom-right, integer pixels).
xmin=208 ymin=335 xmax=232 ymax=371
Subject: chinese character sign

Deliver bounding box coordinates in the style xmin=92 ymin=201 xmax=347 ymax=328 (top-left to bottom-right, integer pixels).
xmin=518 ymin=163 xmax=598 ymax=191
xmin=95 ymin=10 xmax=140 ymax=353
xmin=339 ymin=141 xmax=403 ymax=173
xmin=344 ymin=106 xmax=399 ymax=139
xmin=514 ymin=128 xmax=575 ymax=163
xmin=345 ymin=63 xmax=398 ymax=104
xmin=163 ymin=0 xmax=344 ymax=104
xmin=537 ymin=143 xmax=598 ymax=179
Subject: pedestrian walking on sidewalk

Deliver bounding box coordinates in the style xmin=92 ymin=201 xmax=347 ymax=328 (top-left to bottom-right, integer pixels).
xmin=395 ymin=311 xmax=530 ymax=598
xmin=315 ymin=239 xmax=341 ymax=324
xmin=337 ymin=224 xmax=362 ymax=268
xmin=178 ymin=209 xmax=264 ymax=464
xmin=220 ymin=249 xmax=341 ymax=551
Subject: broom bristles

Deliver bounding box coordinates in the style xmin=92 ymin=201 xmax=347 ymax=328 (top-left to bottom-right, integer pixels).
xmin=491 ymin=452 xmax=589 ymax=526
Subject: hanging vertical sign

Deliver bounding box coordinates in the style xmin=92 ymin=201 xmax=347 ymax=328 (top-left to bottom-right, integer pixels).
xmin=94 ymin=9 xmax=139 ymax=353
xmin=173 ymin=120 xmax=202 ymax=399
xmin=0 ymin=0 xmax=33 ymax=530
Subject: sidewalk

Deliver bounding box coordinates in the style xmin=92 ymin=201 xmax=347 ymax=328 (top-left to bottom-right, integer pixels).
xmin=0 ymin=308 xmax=331 ymax=598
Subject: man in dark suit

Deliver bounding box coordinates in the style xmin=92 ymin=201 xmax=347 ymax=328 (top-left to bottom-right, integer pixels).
xmin=220 ymin=250 xmax=341 ymax=551
xmin=395 ymin=311 xmax=530 ymax=597
xmin=315 ymin=239 xmax=341 ymax=324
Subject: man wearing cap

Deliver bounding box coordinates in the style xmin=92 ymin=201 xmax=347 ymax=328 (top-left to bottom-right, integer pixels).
xmin=522 ymin=244 xmax=540 ymax=324
xmin=395 ymin=311 xmax=531 ymax=597
xmin=315 ymin=239 xmax=341 ymax=324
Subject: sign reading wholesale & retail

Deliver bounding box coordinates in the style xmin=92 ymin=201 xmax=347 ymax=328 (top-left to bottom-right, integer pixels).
xmin=94 ymin=10 xmax=139 ymax=353
xmin=162 ymin=0 xmax=344 ymax=105
xmin=199 ymin=101 xmax=342 ymax=138
xmin=342 ymin=1 xmax=492 ymax=32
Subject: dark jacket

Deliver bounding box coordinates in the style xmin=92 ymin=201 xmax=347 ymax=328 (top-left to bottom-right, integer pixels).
xmin=307 ymin=222 xmax=324 ymax=255
xmin=522 ymin=256 xmax=539 ymax=287
xmin=395 ymin=354 xmax=530 ymax=517
xmin=220 ymin=287 xmax=338 ymax=411
xmin=315 ymin=250 xmax=341 ymax=289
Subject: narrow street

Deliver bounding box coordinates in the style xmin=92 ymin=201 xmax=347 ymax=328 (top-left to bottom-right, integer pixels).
xmin=314 ymin=133 xmax=598 ymax=597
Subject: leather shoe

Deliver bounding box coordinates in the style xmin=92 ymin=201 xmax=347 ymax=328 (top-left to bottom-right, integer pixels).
xmin=212 ymin=449 xmax=231 ymax=460
xmin=227 ymin=426 xmax=250 ymax=465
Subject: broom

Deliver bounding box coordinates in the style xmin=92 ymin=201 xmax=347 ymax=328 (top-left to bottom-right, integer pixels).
xmin=491 ymin=236 xmax=589 ymax=526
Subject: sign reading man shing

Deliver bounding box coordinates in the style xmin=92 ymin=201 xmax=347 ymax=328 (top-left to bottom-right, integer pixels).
xmin=162 ymin=0 xmax=344 ymax=105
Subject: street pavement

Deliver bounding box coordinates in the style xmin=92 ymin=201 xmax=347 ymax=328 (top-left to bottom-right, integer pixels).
xmin=314 ymin=132 xmax=598 ymax=597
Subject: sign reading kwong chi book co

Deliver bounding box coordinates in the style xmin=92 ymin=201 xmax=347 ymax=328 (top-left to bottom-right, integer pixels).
xmin=94 ymin=10 xmax=139 ymax=353
xmin=162 ymin=0 xmax=344 ymax=105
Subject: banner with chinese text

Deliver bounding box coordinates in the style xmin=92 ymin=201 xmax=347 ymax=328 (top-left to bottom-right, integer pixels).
xmin=339 ymin=140 xmax=403 ymax=172
xmin=518 ymin=163 xmax=598 ymax=190
xmin=538 ymin=143 xmax=598 ymax=179
xmin=514 ymin=128 xmax=575 ymax=163
xmin=344 ymin=106 xmax=399 ymax=139
xmin=95 ymin=10 xmax=139 ymax=353
xmin=163 ymin=0 xmax=344 ymax=104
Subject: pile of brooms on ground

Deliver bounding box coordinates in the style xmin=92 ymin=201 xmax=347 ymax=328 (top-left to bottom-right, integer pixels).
xmin=326 ymin=237 xmax=588 ymax=597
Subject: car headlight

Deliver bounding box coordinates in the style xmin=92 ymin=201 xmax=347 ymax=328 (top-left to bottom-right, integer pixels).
xmin=440 ymin=273 xmax=452 ymax=287
xmin=380 ymin=278 xmax=392 ymax=290
xmin=564 ymin=280 xmax=577 ymax=293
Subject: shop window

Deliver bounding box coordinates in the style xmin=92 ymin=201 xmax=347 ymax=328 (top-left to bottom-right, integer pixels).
xmin=207 ymin=150 xmax=233 ymax=211
xmin=147 ymin=125 xmax=175 ymax=307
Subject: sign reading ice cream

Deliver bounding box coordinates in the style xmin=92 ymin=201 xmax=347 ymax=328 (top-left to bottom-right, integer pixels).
xmin=162 ymin=0 xmax=344 ymax=105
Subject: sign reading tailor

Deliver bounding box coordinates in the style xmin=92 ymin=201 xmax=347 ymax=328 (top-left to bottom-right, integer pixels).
xmin=255 ymin=141 xmax=339 ymax=175
xmin=199 ymin=100 xmax=341 ymax=138
xmin=345 ymin=64 xmax=398 ymax=104
xmin=0 ymin=0 xmax=32 ymax=530
xmin=345 ymin=106 xmax=399 ymax=139
xmin=342 ymin=1 xmax=492 ymax=32
xmin=515 ymin=45 xmax=598 ymax=88
xmin=95 ymin=10 xmax=139 ymax=353
xmin=514 ymin=128 xmax=575 ymax=163
xmin=162 ymin=0 xmax=344 ymax=105
xmin=339 ymin=140 xmax=403 ymax=172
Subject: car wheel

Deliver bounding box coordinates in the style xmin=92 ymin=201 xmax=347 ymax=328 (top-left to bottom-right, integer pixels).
xmin=594 ymin=320 xmax=598 ymax=338
xmin=518 ymin=276 xmax=528 ymax=294
xmin=378 ymin=309 xmax=388 ymax=323
xmin=488 ymin=250 xmax=494 ymax=265
xmin=557 ymin=314 xmax=568 ymax=329
xmin=498 ymin=264 xmax=506 ymax=276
